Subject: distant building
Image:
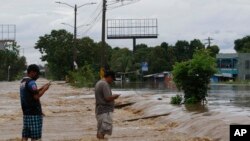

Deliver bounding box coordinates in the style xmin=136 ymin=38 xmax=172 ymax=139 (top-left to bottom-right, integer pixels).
xmin=215 ymin=53 xmax=250 ymax=81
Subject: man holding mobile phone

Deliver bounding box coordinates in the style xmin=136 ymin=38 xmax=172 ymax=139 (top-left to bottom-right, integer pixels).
xmin=95 ymin=70 xmax=120 ymax=139
xmin=20 ymin=64 xmax=50 ymax=141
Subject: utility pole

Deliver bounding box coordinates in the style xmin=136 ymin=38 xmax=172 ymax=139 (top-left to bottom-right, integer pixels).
xmin=56 ymin=1 xmax=96 ymax=70
xmin=205 ymin=37 xmax=214 ymax=48
xmin=101 ymin=0 xmax=107 ymax=69
xmin=99 ymin=0 xmax=107 ymax=78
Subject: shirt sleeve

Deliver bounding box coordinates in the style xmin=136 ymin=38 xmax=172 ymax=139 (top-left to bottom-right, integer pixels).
xmin=27 ymin=81 xmax=39 ymax=95
xmin=103 ymin=82 xmax=112 ymax=99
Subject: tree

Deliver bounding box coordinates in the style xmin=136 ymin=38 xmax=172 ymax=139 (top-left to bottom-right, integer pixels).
xmin=207 ymin=45 xmax=220 ymax=57
xmin=172 ymin=49 xmax=217 ymax=104
xmin=110 ymin=48 xmax=133 ymax=72
xmin=135 ymin=44 xmax=148 ymax=50
xmin=76 ymin=37 xmax=97 ymax=67
xmin=134 ymin=46 xmax=151 ymax=71
xmin=189 ymin=39 xmax=205 ymax=58
xmin=148 ymin=46 xmax=167 ymax=73
xmin=0 ymin=43 xmax=26 ymax=81
xmin=174 ymin=40 xmax=190 ymax=62
xmin=35 ymin=29 xmax=74 ymax=80
xmin=165 ymin=46 xmax=176 ymax=71
xmin=234 ymin=36 xmax=250 ymax=53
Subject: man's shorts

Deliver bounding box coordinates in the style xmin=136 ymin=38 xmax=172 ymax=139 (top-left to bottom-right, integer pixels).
xmin=96 ymin=112 xmax=113 ymax=135
xmin=22 ymin=115 xmax=43 ymax=140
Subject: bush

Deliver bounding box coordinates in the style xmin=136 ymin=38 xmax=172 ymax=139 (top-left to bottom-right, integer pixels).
xmin=171 ymin=95 xmax=183 ymax=105
xmin=68 ymin=64 xmax=96 ymax=88
xmin=185 ymin=96 xmax=199 ymax=104
xmin=172 ymin=49 xmax=217 ymax=104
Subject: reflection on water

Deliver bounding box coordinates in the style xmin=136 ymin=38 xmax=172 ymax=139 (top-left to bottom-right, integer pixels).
xmin=184 ymin=104 xmax=209 ymax=113
xmin=208 ymin=84 xmax=250 ymax=108
xmin=113 ymin=81 xmax=250 ymax=109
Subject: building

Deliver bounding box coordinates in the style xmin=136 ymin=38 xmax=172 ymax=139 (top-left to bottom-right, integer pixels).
xmin=216 ymin=53 xmax=250 ymax=81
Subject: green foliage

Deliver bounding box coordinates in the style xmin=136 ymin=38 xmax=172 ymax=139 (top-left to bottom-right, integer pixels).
xmin=0 ymin=43 xmax=26 ymax=81
xmin=207 ymin=45 xmax=220 ymax=57
xmin=34 ymin=30 xmax=109 ymax=80
xmin=35 ymin=29 xmax=74 ymax=80
xmin=174 ymin=40 xmax=190 ymax=62
xmin=185 ymin=96 xmax=199 ymax=104
xmin=110 ymin=48 xmax=133 ymax=72
xmin=170 ymin=95 xmax=183 ymax=105
xmin=234 ymin=36 xmax=250 ymax=53
xmin=68 ymin=64 xmax=97 ymax=88
xmin=172 ymin=49 xmax=217 ymax=104
xmin=34 ymin=29 xmax=220 ymax=82
xmin=148 ymin=46 xmax=168 ymax=73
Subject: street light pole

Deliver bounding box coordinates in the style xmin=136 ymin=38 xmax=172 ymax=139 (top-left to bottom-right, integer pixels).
xmin=74 ymin=4 xmax=77 ymax=69
xmin=56 ymin=1 xmax=96 ymax=69
xmin=7 ymin=65 xmax=10 ymax=81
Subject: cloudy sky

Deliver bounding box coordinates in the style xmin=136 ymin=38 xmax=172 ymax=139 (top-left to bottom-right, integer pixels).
xmin=1 ymin=0 xmax=250 ymax=65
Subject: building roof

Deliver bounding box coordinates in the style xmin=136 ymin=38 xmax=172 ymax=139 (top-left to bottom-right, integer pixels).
xmin=216 ymin=53 xmax=238 ymax=59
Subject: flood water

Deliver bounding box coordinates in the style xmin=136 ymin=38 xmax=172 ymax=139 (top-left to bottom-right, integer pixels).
xmin=113 ymin=81 xmax=250 ymax=109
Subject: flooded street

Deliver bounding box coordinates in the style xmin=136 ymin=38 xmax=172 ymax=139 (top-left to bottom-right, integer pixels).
xmin=0 ymin=80 xmax=250 ymax=141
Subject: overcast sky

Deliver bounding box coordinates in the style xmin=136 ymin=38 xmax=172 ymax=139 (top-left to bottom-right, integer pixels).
xmin=1 ymin=0 xmax=250 ymax=65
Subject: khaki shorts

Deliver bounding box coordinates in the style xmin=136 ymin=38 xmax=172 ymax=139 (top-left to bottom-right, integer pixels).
xmin=96 ymin=112 xmax=113 ymax=135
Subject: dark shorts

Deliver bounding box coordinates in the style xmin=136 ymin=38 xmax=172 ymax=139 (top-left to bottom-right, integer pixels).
xmin=22 ymin=115 xmax=43 ymax=140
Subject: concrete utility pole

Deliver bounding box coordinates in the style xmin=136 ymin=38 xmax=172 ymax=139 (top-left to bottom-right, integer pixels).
xmin=101 ymin=0 xmax=107 ymax=68
xmin=99 ymin=0 xmax=107 ymax=78
xmin=56 ymin=1 xmax=96 ymax=69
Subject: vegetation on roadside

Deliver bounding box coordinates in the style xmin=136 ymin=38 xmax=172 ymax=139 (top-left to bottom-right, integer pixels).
xmin=68 ymin=64 xmax=97 ymax=88
xmin=172 ymin=49 xmax=217 ymax=104
xmin=0 ymin=43 xmax=26 ymax=81
xmin=170 ymin=95 xmax=183 ymax=105
xmin=234 ymin=36 xmax=250 ymax=53
xmin=34 ymin=29 xmax=221 ymax=84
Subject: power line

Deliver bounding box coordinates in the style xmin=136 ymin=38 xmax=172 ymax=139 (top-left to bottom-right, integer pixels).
xmin=107 ymin=0 xmax=141 ymax=10
xmin=81 ymin=10 xmax=103 ymax=35
xmin=81 ymin=0 xmax=141 ymax=35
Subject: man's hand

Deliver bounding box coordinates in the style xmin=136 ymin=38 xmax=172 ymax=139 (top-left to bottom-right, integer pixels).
xmin=43 ymin=83 xmax=50 ymax=91
xmin=105 ymin=94 xmax=121 ymax=102
xmin=34 ymin=83 xmax=51 ymax=100
xmin=113 ymin=94 xmax=121 ymax=99
xmin=39 ymin=82 xmax=50 ymax=91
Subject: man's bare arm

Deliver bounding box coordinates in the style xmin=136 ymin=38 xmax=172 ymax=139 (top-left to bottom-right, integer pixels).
xmin=105 ymin=94 xmax=120 ymax=102
xmin=34 ymin=83 xmax=50 ymax=100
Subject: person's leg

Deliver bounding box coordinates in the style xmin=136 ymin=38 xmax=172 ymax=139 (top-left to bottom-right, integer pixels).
xmin=31 ymin=139 xmax=41 ymax=141
xmin=96 ymin=114 xmax=105 ymax=139
xmin=30 ymin=115 xmax=43 ymax=141
xmin=97 ymin=112 xmax=113 ymax=139
xmin=22 ymin=115 xmax=30 ymax=141
xmin=97 ymin=133 xmax=105 ymax=139
xmin=21 ymin=138 xmax=28 ymax=141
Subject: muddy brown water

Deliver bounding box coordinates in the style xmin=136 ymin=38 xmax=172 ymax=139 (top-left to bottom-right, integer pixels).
xmin=1 ymin=80 xmax=250 ymax=141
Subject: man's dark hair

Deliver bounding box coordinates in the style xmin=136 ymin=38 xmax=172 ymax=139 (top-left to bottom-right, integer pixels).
xmin=27 ymin=64 xmax=40 ymax=74
xmin=104 ymin=70 xmax=116 ymax=80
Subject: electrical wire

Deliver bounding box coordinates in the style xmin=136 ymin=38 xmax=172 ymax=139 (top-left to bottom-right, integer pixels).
xmin=107 ymin=0 xmax=140 ymax=11
xmin=81 ymin=9 xmax=103 ymax=35
xmin=80 ymin=0 xmax=141 ymax=36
